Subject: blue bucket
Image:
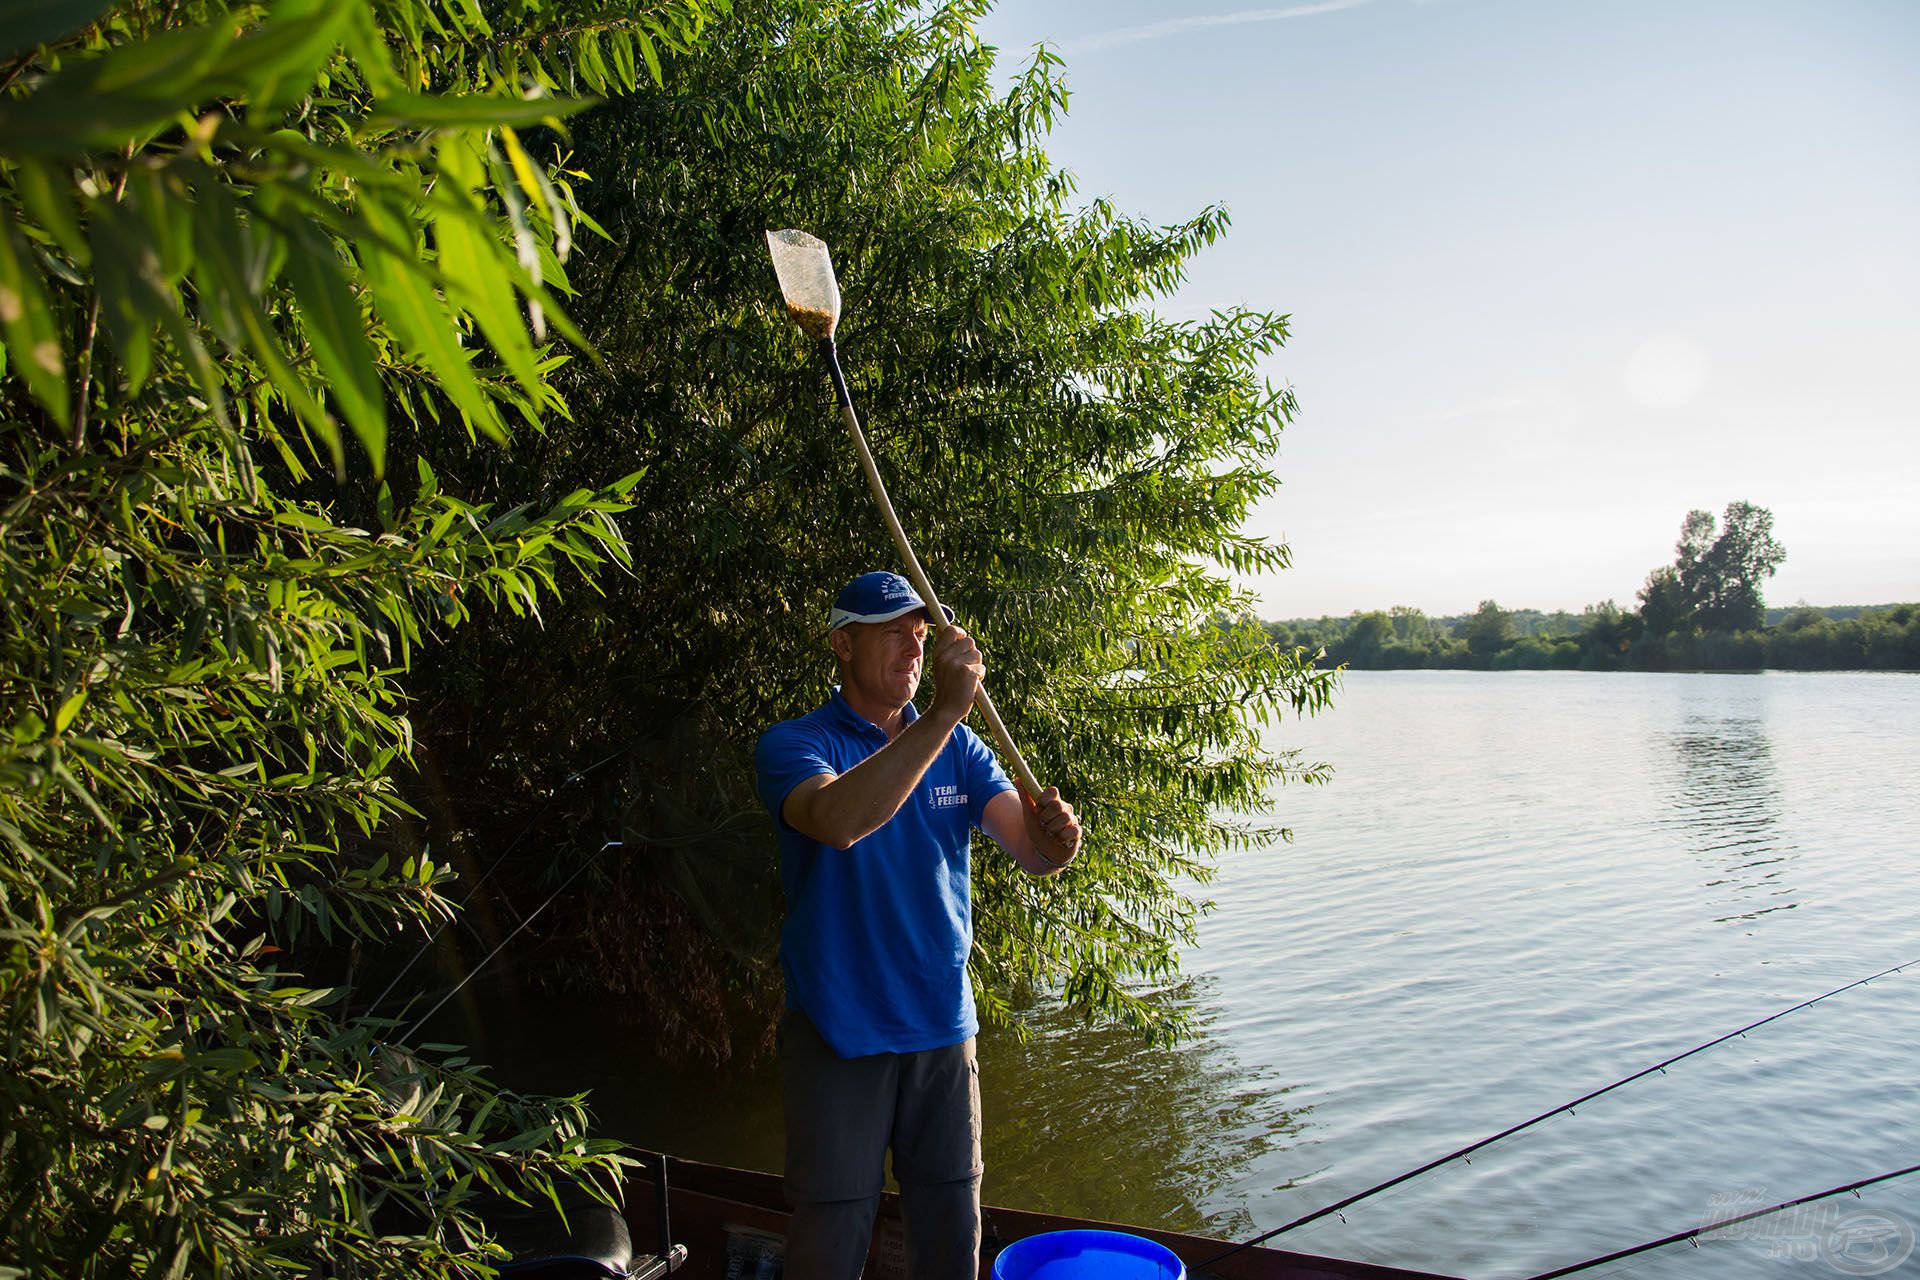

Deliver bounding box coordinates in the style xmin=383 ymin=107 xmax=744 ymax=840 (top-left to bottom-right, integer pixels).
xmin=992 ymin=1229 xmax=1186 ymax=1280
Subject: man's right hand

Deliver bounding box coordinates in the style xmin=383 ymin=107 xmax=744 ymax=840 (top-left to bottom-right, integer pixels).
xmin=783 ymin=622 xmax=986 ymax=851
xmin=929 ymin=624 xmax=984 ymax=723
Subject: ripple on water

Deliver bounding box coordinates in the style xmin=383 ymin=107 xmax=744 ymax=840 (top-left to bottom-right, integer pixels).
xmin=980 ymin=672 xmax=1920 ymax=1279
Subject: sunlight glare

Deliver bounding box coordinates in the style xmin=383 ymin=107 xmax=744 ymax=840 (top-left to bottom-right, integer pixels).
xmin=1624 ymin=334 xmax=1711 ymax=412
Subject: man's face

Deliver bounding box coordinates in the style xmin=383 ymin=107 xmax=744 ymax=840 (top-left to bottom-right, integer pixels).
xmin=833 ymin=614 xmax=929 ymax=708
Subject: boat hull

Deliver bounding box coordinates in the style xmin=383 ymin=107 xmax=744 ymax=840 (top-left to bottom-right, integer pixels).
xmin=625 ymin=1154 xmax=1460 ymax=1280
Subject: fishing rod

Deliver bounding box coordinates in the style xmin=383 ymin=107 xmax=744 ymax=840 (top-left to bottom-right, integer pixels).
xmin=362 ymin=742 xmax=636 ymax=1020
xmin=1198 ymin=957 xmax=1919 ymax=1269
xmin=1519 ymin=1162 xmax=1920 ymax=1279
xmin=388 ymin=806 xmax=766 ymax=1043
xmin=398 ymin=838 xmax=624 ymax=1044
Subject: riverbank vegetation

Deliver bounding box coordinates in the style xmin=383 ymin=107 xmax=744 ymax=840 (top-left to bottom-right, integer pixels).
xmin=1270 ymin=502 xmax=1919 ymax=672
xmin=0 ymin=0 xmax=723 ymax=1271
xmin=3 ymin=1 xmax=1328 ymax=1270
xmin=1272 ymin=601 xmax=1920 ymax=672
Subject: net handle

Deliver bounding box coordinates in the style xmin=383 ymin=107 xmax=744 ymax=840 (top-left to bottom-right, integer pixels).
xmin=821 ymin=339 xmax=1045 ymax=801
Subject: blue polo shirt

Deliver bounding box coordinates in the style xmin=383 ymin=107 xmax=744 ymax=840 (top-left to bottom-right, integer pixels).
xmin=755 ymin=688 xmax=1015 ymax=1058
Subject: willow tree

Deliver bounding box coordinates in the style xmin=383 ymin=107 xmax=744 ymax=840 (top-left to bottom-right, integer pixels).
xmin=0 ymin=0 xmax=717 ymax=1273
xmin=405 ymin=0 xmax=1335 ymax=1051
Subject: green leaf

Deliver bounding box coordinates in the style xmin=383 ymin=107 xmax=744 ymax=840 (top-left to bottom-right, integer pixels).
xmin=0 ymin=18 xmax=236 ymax=154
xmin=193 ymin=183 xmax=339 ymax=470
xmin=283 ymin=218 xmax=387 ymax=475
xmin=0 ymin=214 xmax=69 ymax=426
xmin=500 ymin=126 xmax=569 ymax=264
xmin=210 ymin=1 xmax=352 ymax=114
xmin=501 ymin=256 xmax=593 ymax=357
xmin=53 ymin=689 xmax=86 ymax=733
xmin=365 ymin=92 xmax=594 ymax=130
xmin=88 ymin=18 xmax=236 ymax=96
xmin=607 ymin=31 xmax=637 ymax=91
xmin=0 ymin=0 xmax=114 ymax=62
xmin=433 ymin=133 xmax=540 ymax=400
xmin=88 ymin=196 xmax=219 ymax=415
xmin=50 ymin=761 xmax=116 ymax=833
xmin=493 ymin=1123 xmax=557 ymax=1153
xmin=87 ymin=202 xmax=156 ymax=392
xmin=334 ymin=0 xmax=402 ymax=97
xmin=634 ymin=29 xmax=664 ymax=88
xmin=357 ymin=190 xmax=504 ymax=443
xmin=11 ymin=157 xmax=90 ymax=266
xmin=124 ymin=168 xmax=193 ymax=286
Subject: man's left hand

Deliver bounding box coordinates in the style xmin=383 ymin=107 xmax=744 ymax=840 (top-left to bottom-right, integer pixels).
xmin=1022 ymin=785 xmax=1082 ymax=869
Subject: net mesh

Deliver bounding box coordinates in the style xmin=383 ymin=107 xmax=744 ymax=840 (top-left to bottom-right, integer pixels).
xmin=765 ymin=228 xmax=840 ymax=338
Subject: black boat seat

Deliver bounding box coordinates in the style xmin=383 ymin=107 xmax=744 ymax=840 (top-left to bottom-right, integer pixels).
xmin=481 ymin=1183 xmax=661 ymax=1279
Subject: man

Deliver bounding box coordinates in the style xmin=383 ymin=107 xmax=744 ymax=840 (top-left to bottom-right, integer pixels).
xmin=754 ymin=571 xmax=1082 ymax=1280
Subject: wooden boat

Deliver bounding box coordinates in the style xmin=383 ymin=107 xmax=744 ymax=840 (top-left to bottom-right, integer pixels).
xmin=595 ymin=1152 xmax=1463 ymax=1280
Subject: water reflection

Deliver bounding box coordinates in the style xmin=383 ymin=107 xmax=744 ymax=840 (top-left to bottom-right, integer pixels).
xmin=1660 ymin=714 xmax=1800 ymax=923
xmin=452 ymin=984 xmax=791 ymax=1176
xmin=458 ymin=672 xmax=1920 ymax=1280
xmin=464 ymin=973 xmax=1308 ymax=1242
xmin=978 ymin=977 xmax=1309 ymax=1238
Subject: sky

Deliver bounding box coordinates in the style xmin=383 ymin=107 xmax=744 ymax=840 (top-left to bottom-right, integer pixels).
xmin=970 ymin=0 xmax=1920 ymax=620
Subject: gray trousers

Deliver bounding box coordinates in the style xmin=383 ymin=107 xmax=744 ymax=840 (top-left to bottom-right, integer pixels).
xmin=780 ymin=1009 xmax=982 ymax=1280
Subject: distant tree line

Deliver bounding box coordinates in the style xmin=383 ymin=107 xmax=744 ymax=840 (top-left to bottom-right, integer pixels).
xmin=1266 ymin=502 xmax=1920 ymax=672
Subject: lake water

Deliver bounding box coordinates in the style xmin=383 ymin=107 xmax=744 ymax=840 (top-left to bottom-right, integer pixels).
xmin=486 ymin=670 xmax=1920 ymax=1279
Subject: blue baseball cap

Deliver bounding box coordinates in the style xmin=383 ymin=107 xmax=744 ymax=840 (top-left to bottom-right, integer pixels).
xmin=828 ymin=571 xmax=955 ymax=631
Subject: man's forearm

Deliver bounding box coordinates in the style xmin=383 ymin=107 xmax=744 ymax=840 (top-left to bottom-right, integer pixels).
xmin=784 ymin=709 xmax=963 ymax=849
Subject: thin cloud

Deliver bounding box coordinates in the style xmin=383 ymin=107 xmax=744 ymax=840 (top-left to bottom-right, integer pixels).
xmin=1064 ymin=0 xmax=1372 ymax=55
